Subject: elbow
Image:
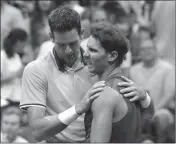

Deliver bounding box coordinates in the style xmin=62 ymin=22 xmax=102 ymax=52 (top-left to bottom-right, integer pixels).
xmin=32 ymin=130 xmax=45 ymax=142
xmin=29 ymin=124 xmax=46 ymax=142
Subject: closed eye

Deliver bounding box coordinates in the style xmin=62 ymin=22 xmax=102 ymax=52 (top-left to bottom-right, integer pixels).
xmin=88 ymin=47 xmax=97 ymax=52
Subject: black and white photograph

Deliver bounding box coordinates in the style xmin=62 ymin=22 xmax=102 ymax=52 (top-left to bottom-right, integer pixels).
xmin=1 ymin=0 xmax=175 ymax=143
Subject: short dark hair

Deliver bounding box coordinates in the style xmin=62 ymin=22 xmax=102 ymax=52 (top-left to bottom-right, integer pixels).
xmin=48 ymin=6 xmax=81 ymax=35
xmin=3 ymin=28 xmax=27 ymax=58
xmin=90 ymin=22 xmax=130 ymax=66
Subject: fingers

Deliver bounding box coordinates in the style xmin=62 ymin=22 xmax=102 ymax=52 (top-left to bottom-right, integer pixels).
xmin=92 ymin=81 xmax=105 ymax=89
xmin=120 ymin=86 xmax=136 ymax=94
xmin=124 ymin=91 xmax=137 ymax=97
xmin=129 ymin=96 xmax=139 ymax=102
xmin=91 ymin=87 xmax=104 ymax=96
xmin=89 ymin=93 xmax=100 ymax=102
xmin=118 ymin=82 xmax=132 ymax=87
xmin=120 ymin=76 xmax=133 ymax=83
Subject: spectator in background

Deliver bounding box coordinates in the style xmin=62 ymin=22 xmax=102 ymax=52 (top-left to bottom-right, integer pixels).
xmin=131 ymin=26 xmax=152 ymax=64
xmin=1 ymin=28 xmax=28 ymax=107
xmin=30 ymin=0 xmax=53 ymax=58
xmin=129 ymin=38 xmax=175 ymax=142
xmin=10 ymin=0 xmax=35 ymax=35
xmin=130 ymin=39 xmax=175 ymax=110
xmin=1 ymin=0 xmax=24 ymax=49
xmin=1 ymin=106 xmax=28 ymax=143
xmin=137 ymin=1 xmax=175 ymax=66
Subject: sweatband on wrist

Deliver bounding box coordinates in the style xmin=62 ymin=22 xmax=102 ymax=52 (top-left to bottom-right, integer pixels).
xmin=141 ymin=92 xmax=151 ymax=108
xmin=58 ymin=105 xmax=79 ymax=125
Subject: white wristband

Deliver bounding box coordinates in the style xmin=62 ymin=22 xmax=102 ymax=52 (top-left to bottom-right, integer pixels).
xmin=58 ymin=105 xmax=80 ymax=125
xmin=140 ymin=92 xmax=151 ymax=108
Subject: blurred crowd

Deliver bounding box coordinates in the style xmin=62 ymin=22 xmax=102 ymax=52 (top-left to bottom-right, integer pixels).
xmin=1 ymin=0 xmax=175 ymax=143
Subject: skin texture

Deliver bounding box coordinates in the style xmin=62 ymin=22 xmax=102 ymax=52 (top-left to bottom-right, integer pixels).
xmin=90 ymin=87 xmax=128 ymax=142
xmin=92 ymin=9 xmax=108 ymax=23
xmin=84 ymin=35 xmax=110 ymax=75
xmin=140 ymin=40 xmax=157 ymax=65
xmin=50 ymin=29 xmax=82 ymax=67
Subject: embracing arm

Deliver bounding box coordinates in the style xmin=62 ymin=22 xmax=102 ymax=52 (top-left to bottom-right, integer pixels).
xmin=118 ymin=76 xmax=154 ymax=117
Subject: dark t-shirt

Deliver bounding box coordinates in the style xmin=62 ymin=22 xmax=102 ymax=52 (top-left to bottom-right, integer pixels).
xmin=84 ymin=68 xmax=143 ymax=143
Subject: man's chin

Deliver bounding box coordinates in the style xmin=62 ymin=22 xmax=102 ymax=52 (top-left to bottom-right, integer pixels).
xmin=88 ymin=67 xmax=97 ymax=75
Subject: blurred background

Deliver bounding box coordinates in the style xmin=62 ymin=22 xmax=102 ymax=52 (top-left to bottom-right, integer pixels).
xmin=1 ymin=0 xmax=175 ymax=143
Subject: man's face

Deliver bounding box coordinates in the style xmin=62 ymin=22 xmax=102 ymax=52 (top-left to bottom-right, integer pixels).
xmin=92 ymin=10 xmax=108 ymax=23
xmin=52 ymin=29 xmax=81 ymax=67
xmin=38 ymin=0 xmax=52 ymax=11
xmin=84 ymin=36 xmax=109 ymax=74
xmin=140 ymin=40 xmax=157 ymax=62
xmin=15 ymin=40 xmax=26 ymax=55
xmin=1 ymin=114 xmax=20 ymax=141
xmin=139 ymin=31 xmax=150 ymax=41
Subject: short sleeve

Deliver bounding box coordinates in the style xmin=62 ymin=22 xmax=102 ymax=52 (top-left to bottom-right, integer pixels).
xmin=20 ymin=62 xmax=47 ymax=110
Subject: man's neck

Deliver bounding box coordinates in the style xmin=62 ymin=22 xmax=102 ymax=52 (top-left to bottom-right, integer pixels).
xmin=97 ymin=64 xmax=116 ymax=81
xmin=143 ymin=57 xmax=158 ymax=68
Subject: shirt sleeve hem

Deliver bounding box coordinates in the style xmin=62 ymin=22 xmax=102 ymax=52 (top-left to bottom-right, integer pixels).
xmin=19 ymin=103 xmax=46 ymax=111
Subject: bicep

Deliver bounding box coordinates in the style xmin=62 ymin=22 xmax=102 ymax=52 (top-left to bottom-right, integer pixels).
xmin=27 ymin=106 xmax=46 ymax=127
xmin=90 ymin=101 xmax=114 ymax=142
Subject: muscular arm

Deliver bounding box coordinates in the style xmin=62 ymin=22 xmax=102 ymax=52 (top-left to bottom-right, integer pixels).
xmin=90 ymin=87 xmax=127 ymax=142
xmin=27 ymin=107 xmax=67 ymax=142
xmin=90 ymin=95 xmax=114 ymax=142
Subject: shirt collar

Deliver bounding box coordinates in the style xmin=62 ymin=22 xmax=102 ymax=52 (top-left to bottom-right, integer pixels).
xmin=51 ymin=47 xmax=84 ymax=72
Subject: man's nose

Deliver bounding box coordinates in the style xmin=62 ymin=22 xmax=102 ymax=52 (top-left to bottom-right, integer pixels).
xmin=83 ymin=50 xmax=90 ymax=63
xmin=65 ymin=45 xmax=72 ymax=54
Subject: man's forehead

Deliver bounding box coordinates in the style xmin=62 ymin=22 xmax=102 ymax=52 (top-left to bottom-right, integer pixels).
xmin=87 ymin=36 xmax=100 ymax=47
xmin=53 ymin=30 xmax=80 ymax=43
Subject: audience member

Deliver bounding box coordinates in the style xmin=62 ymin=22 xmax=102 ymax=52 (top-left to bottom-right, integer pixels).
xmin=1 ymin=106 xmax=28 ymax=143
xmin=129 ymin=38 xmax=175 ymax=142
xmin=30 ymin=0 xmax=53 ymax=58
xmin=138 ymin=1 xmax=175 ymax=66
xmin=1 ymin=28 xmax=28 ymax=106
xmin=130 ymin=39 xmax=175 ymax=110
xmin=1 ymin=0 xmax=25 ymax=49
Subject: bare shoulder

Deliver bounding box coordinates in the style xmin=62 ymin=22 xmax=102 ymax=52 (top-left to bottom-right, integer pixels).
xmin=91 ymin=86 xmax=124 ymax=111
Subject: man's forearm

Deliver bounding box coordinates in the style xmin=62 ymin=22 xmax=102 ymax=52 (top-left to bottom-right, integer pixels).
xmin=30 ymin=115 xmax=67 ymax=142
xmin=29 ymin=106 xmax=80 ymax=142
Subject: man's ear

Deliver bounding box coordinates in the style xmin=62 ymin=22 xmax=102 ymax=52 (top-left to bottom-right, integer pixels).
xmin=49 ymin=32 xmax=54 ymax=43
xmin=80 ymin=28 xmax=84 ymax=40
xmin=108 ymin=51 xmax=118 ymax=63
